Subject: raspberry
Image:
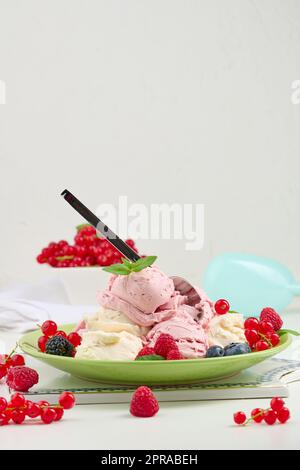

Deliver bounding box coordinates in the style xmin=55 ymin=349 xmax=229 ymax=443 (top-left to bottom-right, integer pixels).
xmin=260 ymin=308 xmax=283 ymax=331
xmin=154 ymin=334 xmax=177 ymax=358
xmin=166 ymin=348 xmax=183 ymax=360
xmin=130 ymin=386 xmax=159 ymax=418
xmin=136 ymin=347 xmax=156 ymax=358
xmin=6 ymin=366 xmax=39 ymax=392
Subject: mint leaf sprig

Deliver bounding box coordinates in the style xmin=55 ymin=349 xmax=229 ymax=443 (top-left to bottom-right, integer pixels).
xmin=102 ymin=255 xmax=157 ymax=276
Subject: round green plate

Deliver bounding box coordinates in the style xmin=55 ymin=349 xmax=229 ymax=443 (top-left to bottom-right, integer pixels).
xmin=19 ymin=324 xmax=292 ymax=385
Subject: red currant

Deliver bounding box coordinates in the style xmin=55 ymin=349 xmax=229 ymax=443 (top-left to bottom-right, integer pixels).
xmin=38 ymin=400 xmax=50 ymax=408
xmin=245 ymin=329 xmax=260 ymax=346
xmin=266 ymin=332 xmax=280 ymax=347
xmin=276 ymin=406 xmax=290 ymax=424
xmin=97 ymin=254 xmax=109 ymax=266
xmin=0 ymin=412 xmax=9 ymax=426
xmin=53 ymin=407 xmax=64 ymax=421
xmin=41 ymin=407 xmax=56 ymax=424
xmin=60 ymin=260 xmax=70 ymax=268
xmin=74 ymin=235 xmax=85 ymax=246
xmin=104 ymin=249 xmax=115 ymax=264
xmin=84 ymin=236 xmax=97 ymax=246
xmin=43 ymin=247 xmax=52 ymax=258
xmin=259 ymin=321 xmax=274 ymax=335
xmin=59 ymin=392 xmax=76 ymax=410
xmin=263 ymin=409 xmax=277 ymax=425
xmin=55 ymin=331 xmax=67 ymax=339
xmin=75 ymin=246 xmax=87 ymax=257
xmin=0 ymin=354 xmax=8 ymax=363
xmin=10 ymin=392 xmax=25 ymax=408
xmin=41 ymin=320 xmax=57 ymax=336
xmin=85 ymin=256 xmax=96 ymax=266
xmin=251 ymin=408 xmax=264 ymax=423
xmin=80 ymin=260 xmax=89 ymax=267
xmin=99 ymin=240 xmax=110 ymax=250
xmin=62 ymin=245 xmax=76 ymax=256
xmin=10 ymin=354 xmax=25 ymax=367
xmin=0 ymin=397 xmax=7 ymax=412
xmin=47 ymin=242 xmax=58 ymax=253
xmin=48 ymin=257 xmax=58 ymax=267
xmin=67 ymin=332 xmax=82 ymax=347
xmin=58 ymin=240 xmax=68 ymax=249
xmin=244 ymin=317 xmax=259 ymax=331
xmin=36 ymin=254 xmax=46 ymax=264
xmin=255 ymin=340 xmax=270 ymax=352
xmin=214 ymin=299 xmax=230 ymax=315
xmin=0 ymin=364 xmax=7 ymax=379
xmin=233 ymin=411 xmax=246 ymax=425
xmin=38 ymin=335 xmax=48 ymax=352
xmin=125 ymin=239 xmax=135 ymax=248
xmin=5 ymin=357 xmax=14 ymax=368
xmin=26 ymin=401 xmax=40 ymax=418
xmin=11 ymin=409 xmax=26 ymax=424
xmin=270 ymin=397 xmax=285 ymax=412
xmin=80 ymin=225 xmax=96 ymax=236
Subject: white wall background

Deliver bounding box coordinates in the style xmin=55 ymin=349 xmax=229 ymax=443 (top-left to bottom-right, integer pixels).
xmin=0 ymin=0 xmax=300 ymax=288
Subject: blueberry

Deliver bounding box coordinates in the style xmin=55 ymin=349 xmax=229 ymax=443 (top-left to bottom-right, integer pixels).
xmin=224 ymin=343 xmax=251 ymax=356
xmin=206 ymin=345 xmax=225 ymax=358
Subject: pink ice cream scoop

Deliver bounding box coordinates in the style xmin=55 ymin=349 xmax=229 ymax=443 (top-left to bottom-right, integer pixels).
xmin=147 ymin=310 xmax=209 ymax=358
xmin=97 ymin=266 xmax=175 ymax=327
xmin=171 ymin=277 xmax=215 ymax=329
xmin=97 ymin=269 xmax=215 ymax=330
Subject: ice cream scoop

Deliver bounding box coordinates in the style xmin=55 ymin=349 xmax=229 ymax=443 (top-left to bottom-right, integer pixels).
xmin=171 ymin=277 xmax=215 ymax=328
xmin=97 ymin=267 xmax=176 ymax=327
xmin=76 ymin=330 xmax=143 ymax=361
xmin=109 ymin=266 xmax=174 ymax=313
xmin=147 ymin=311 xmax=208 ymax=358
xmin=77 ymin=308 xmax=150 ymax=337
xmin=98 ymin=272 xmax=215 ymax=329
xmin=207 ymin=313 xmax=246 ymax=348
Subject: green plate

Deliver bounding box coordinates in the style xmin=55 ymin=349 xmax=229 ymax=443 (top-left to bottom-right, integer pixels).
xmin=19 ymin=324 xmax=292 ymax=385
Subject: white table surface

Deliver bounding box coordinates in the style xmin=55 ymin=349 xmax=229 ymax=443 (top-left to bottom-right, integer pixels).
xmin=1 ymin=311 xmax=300 ymax=450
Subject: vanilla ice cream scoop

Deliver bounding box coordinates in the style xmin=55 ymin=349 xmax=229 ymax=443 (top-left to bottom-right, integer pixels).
xmin=78 ymin=308 xmax=149 ymax=337
xmin=76 ymin=330 xmax=143 ymax=361
xmin=207 ymin=313 xmax=246 ymax=348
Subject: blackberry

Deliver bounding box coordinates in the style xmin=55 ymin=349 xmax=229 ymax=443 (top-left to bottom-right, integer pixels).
xmin=45 ymin=336 xmax=74 ymax=357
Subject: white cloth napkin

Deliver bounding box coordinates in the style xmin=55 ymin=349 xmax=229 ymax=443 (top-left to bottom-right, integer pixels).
xmin=0 ymin=278 xmax=97 ymax=333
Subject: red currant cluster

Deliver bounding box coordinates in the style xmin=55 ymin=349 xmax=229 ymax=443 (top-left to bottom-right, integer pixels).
xmin=0 ymin=347 xmax=25 ymax=380
xmin=36 ymin=224 xmax=138 ymax=268
xmin=244 ymin=316 xmax=280 ymax=352
xmin=0 ymin=391 xmax=75 ymax=426
xmin=38 ymin=320 xmax=81 ymax=353
xmin=234 ymin=397 xmax=290 ymax=426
